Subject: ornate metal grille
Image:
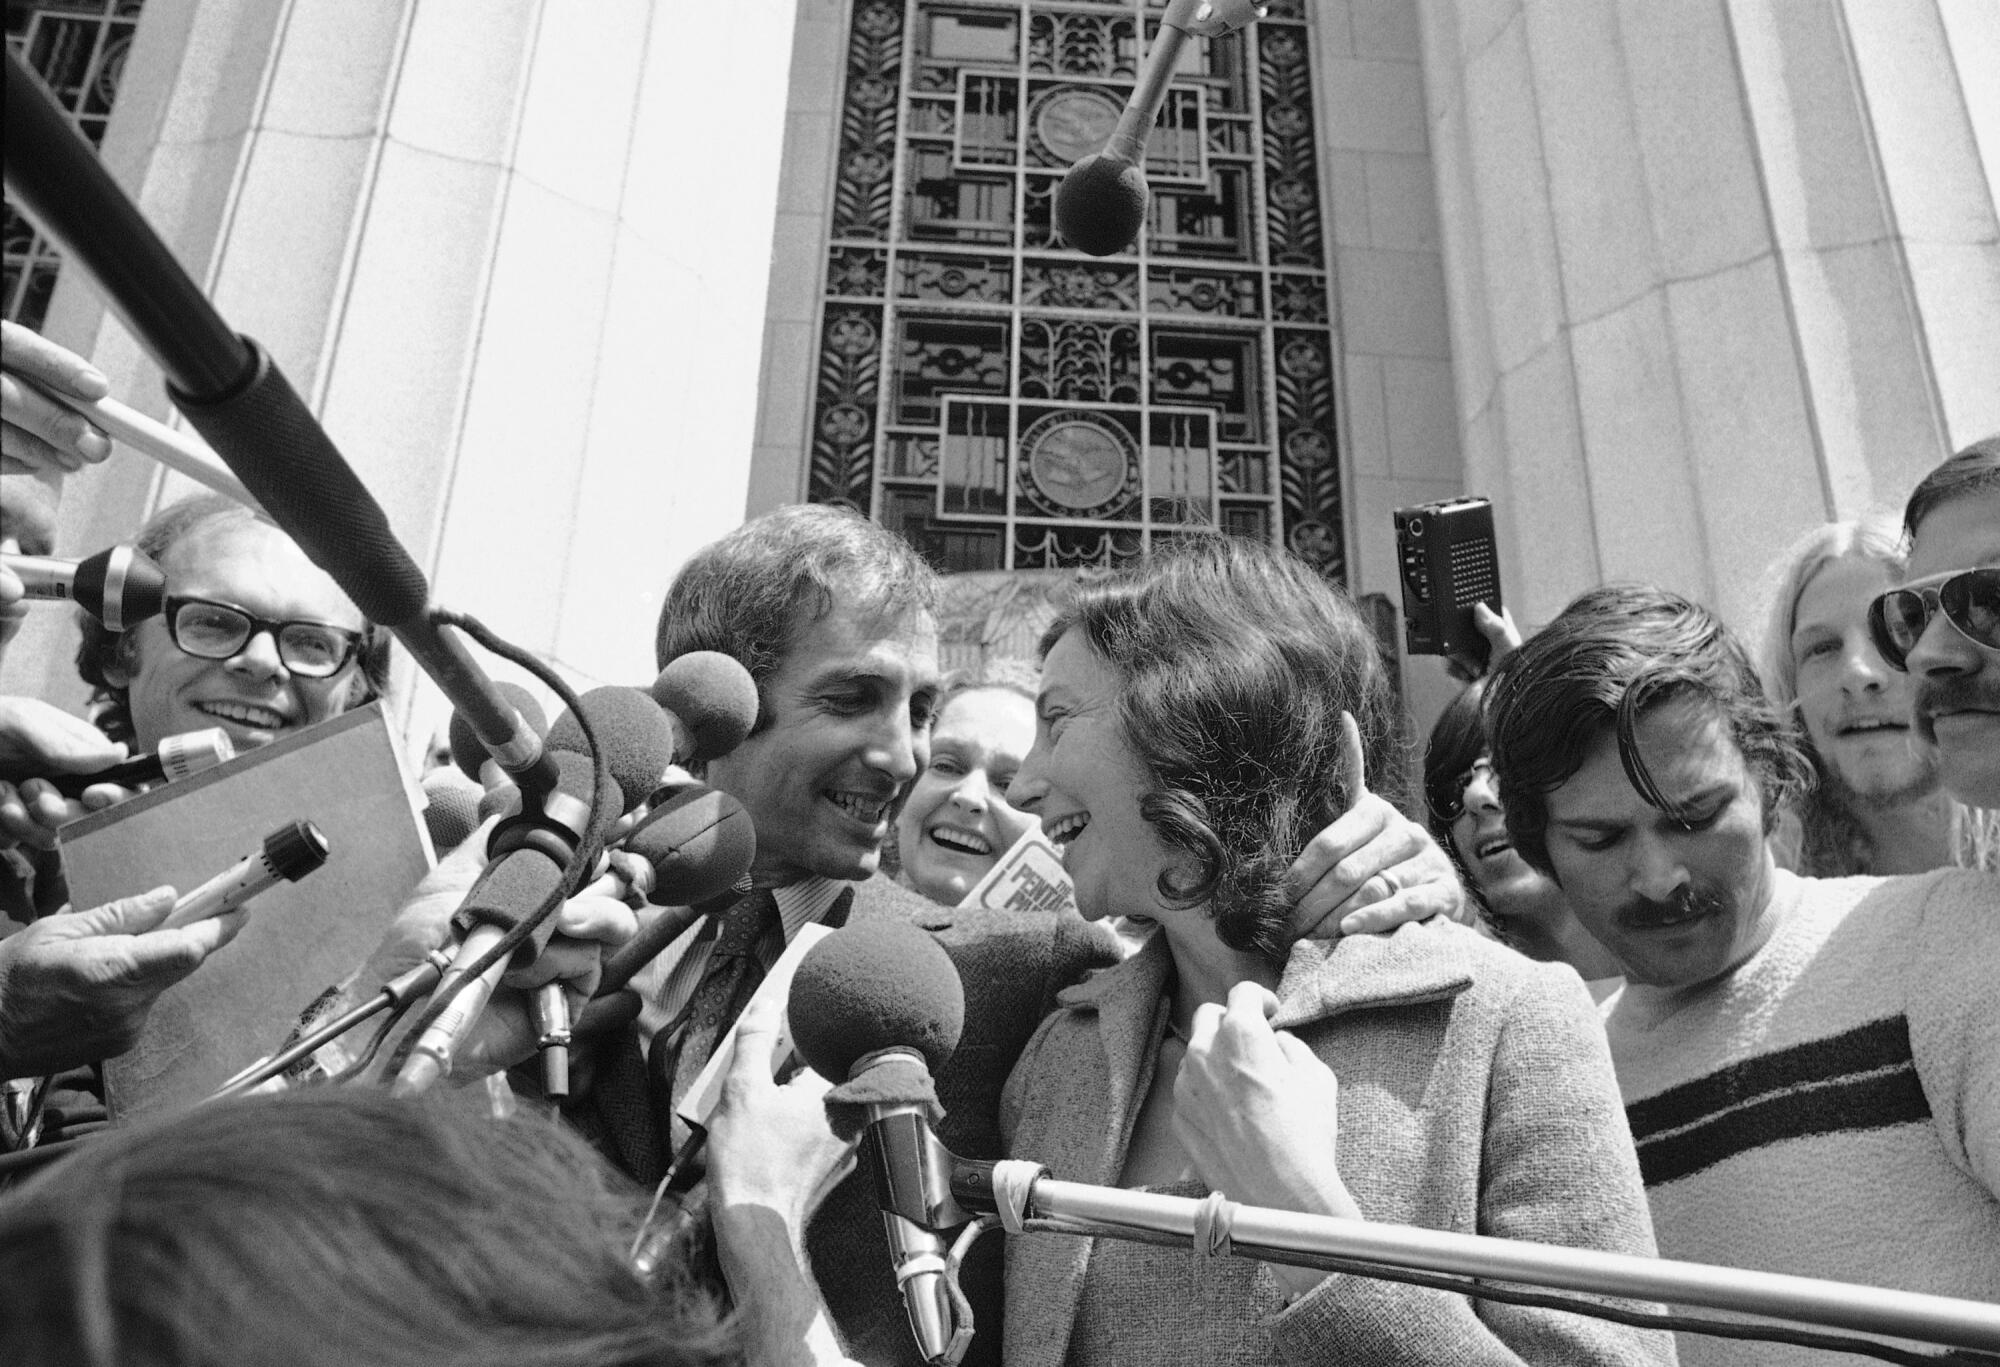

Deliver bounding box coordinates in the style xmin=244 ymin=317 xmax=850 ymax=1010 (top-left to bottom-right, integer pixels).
xmin=810 ymin=0 xmax=1346 ymax=581
xmin=2 ymin=1 xmax=144 ymax=330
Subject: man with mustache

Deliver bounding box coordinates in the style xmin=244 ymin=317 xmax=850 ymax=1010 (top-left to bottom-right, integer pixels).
xmin=1484 ymin=584 xmax=2000 ymax=1367
xmin=1882 ymin=436 xmax=2000 ymax=812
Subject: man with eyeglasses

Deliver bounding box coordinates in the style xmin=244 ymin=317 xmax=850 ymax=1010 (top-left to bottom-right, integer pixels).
xmin=1484 ymin=583 xmax=1999 ymax=1366
xmin=1870 ymin=436 xmax=2000 ymax=811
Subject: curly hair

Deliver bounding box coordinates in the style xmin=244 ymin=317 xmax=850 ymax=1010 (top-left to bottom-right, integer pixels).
xmin=73 ymin=494 xmax=391 ymax=744
xmin=1040 ymin=536 xmax=1412 ymax=959
xmin=1484 ymin=583 xmax=1811 ymax=878
xmin=654 ymin=504 xmax=939 ymax=734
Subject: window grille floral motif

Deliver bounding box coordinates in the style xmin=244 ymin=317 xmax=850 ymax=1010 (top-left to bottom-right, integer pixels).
xmin=809 ymin=1 xmax=1346 ymax=581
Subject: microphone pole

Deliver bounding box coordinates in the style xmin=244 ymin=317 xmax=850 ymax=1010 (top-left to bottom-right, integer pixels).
xmin=953 ymin=1160 xmax=2000 ymax=1358
xmin=1 ymin=50 xmax=554 ymax=801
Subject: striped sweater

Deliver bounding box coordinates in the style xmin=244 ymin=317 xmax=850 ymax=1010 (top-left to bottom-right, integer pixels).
xmin=1604 ymin=868 xmax=2000 ymax=1367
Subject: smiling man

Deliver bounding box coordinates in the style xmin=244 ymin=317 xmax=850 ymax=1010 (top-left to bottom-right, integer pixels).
xmin=1880 ymin=437 xmax=2000 ymax=811
xmin=1485 ymin=584 xmax=2000 ymax=1366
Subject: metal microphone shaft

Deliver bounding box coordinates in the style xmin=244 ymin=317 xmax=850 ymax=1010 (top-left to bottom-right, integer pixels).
xmin=1002 ymin=1173 xmax=2000 ymax=1355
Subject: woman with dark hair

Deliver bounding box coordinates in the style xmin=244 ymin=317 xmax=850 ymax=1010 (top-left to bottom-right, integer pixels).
xmin=0 ymin=1088 xmax=733 ymax=1367
xmin=1424 ymin=682 xmax=1624 ymax=992
xmin=998 ymin=537 xmax=1669 ymax=1366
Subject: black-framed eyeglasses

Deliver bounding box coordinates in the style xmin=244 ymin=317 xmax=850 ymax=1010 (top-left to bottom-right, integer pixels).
xmin=1866 ymin=568 xmax=2000 ymax=671
xmin=163 ymin=596 xmax=363 ymax=679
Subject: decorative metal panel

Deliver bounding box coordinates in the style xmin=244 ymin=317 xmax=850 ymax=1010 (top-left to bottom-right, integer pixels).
xmin=2 ymin=0 xmax=145 ymax=330
xmin=810 ymin=0 xmax=1346 ymax=582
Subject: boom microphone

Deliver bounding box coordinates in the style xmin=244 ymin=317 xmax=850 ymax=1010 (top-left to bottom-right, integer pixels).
xmin=790 ymin=923 xmax=968 ymax=1365
xmin=1052 ymin=0 xmax=1264 ymax=256
xmin=2 ymin=545 xmax=167 ymax=630
xmin=47 ymin=726 xmax=234 ymax=798
xmin=4 ymin=49 xmax=554 ymax=800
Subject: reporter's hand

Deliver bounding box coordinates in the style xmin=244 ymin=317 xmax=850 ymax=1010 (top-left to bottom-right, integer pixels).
xmin=0 ymin=884 xmax=246 ymax=1074
xmin=707 ymin=994 xmax=859 ymax=1236
xmin=0 ymin=777 xmax=106 ymax=851
xmin=1173 ymin=982 xmax=1359 ymax=1301
xmin=0 ymin=696 xmax=125 ymax=779
xmin=1283 ymin=712 xmax=1467 ymax=939
xmin=0 ymin=320 xmax=110 ymax=476
xmin=355 ymin=820 xmax=639 ymax=1082
xmin=1444 ymin=602 xmax=1524 ymax=683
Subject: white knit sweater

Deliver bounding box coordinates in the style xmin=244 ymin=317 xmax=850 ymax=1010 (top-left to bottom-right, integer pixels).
xmin=1605 ymin=868 xmax=2000 ymax=1367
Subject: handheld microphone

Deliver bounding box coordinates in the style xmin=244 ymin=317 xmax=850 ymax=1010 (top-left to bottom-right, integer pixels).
xmin=593 ymin=781 xmax=757 ymax=997
xmin=47 ymin=726 xmax=234 ymax=798
xmin=419 ymin=768 xmax=484 ymax=853
xmin=649 ymin=651 xmax=759 ymax=763
xmin=790 ymin=922 xmax=970 ymax=1365
xmin=1052 ymin=0 xmax=1265 ymax=256
xmin=395 ymin=688 xmax=673 ymax=1095
xmin=157 ymin=819 xmax=330 ymax=929
xmin=2 ymin=545 xmax=168 ymax=630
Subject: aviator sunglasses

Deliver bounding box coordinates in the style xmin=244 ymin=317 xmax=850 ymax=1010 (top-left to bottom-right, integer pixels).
xmin=1866 ymin=568 xmax=2000 ymax=671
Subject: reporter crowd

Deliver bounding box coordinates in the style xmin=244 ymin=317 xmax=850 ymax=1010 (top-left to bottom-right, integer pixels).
xmin=1 ymin=317 xmax=1996 ymax=1367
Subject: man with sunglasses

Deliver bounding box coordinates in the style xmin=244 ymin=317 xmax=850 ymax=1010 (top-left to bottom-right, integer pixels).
xmin=1871 ymin=436 xmax=2000 ymax=810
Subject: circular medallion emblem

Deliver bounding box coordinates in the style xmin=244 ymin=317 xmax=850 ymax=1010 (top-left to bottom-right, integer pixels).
xmin=1022 ymin=411 xmax=1138 ymax=518
xmin=1035 ymin=88 xmax=1124 ymax=164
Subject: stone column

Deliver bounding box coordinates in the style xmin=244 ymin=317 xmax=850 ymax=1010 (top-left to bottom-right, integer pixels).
xmin=1416 ymin=0 xmax=1999 ymax=636
xmin=5 ymin=0 xmax=797 ymax=745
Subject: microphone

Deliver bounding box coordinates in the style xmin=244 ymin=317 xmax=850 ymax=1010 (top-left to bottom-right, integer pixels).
xmin=394 ymin=690 xmax=669 ymax=1094
xmin=1052 ymin=0 xmax=1265 ymax=256
xmin=448 ymin=681 xmax=548 ymax=787
xmin=544 ymin=686 xmax=680 ymax=812
xmin=5 ymin=50 xmax=557 ymax=801
xmin=593 ymin=781 xmax=757 ymax=997
xmin=790 ymin=922 xmax=969 ymax=1365
xmin=649 ymin=651 xmax=759 ymax=763
xmin=46 ymin=726 xmax=234 ymax=798
xmin=2 ymin=545 xmax=168 ymax=630
xmin=419 ymin=768 xmax=484 ymax=853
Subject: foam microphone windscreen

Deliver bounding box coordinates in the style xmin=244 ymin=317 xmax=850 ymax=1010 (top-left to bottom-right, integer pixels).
xmin=619 ymin=781 xmax=756 ymax=906
xmin=420 ymin=769 xmax=484 ymax=853
xmin=448 ymin=681 xmax=549 ymax=782
xmin=1054 ymin=153 xmax=1148 ymax=257
xmin=788 ymin=921 xmax=965 ymax=1084
xmin=545 ymin=686 xmax=676 ymax=813
xmin=649 ymin=651 xmax=760 ymax=763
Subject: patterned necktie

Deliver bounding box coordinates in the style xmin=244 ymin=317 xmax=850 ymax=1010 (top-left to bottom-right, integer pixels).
xmin=654 ymin=887 xmax=783 ymax=1153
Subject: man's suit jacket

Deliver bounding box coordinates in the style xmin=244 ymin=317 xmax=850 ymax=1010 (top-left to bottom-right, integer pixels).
xmin=806 ymin=874 xmax=1120 ymax=1367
